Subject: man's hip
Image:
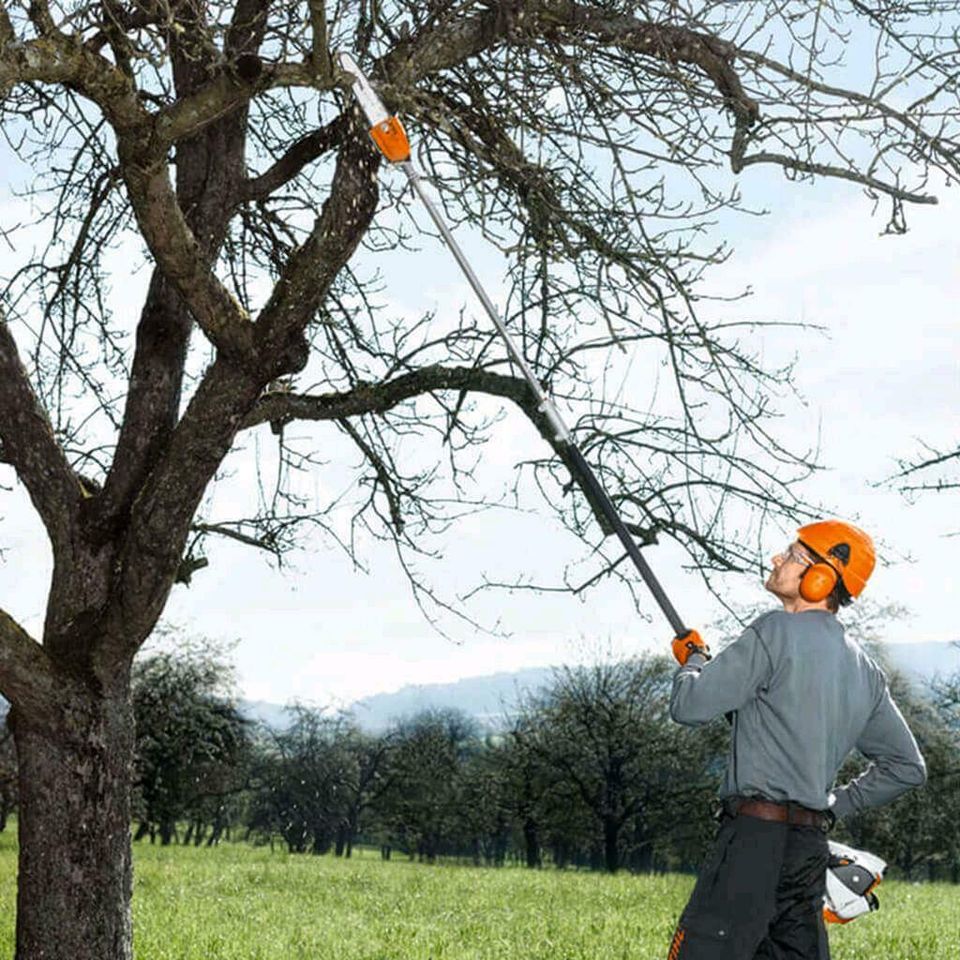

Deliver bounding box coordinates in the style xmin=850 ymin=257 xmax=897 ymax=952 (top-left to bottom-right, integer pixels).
xmin=668 ymin=804 xmax=829 ymax=959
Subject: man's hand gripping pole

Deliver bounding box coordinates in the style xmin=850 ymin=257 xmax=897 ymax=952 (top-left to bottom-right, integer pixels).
xmin=337 ymin=53 xmax=704 ymax=663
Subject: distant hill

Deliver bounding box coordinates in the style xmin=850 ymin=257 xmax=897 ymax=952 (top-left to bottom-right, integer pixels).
xmin=238 ymin=640 xmax=959 ymax=734
xmin=884 ymin=640 xmax=960 ymax=685
xmin=240 ymin=700 xmax=295 ymax=731
xmin=347 ymin=666 xmax=555 ymax=732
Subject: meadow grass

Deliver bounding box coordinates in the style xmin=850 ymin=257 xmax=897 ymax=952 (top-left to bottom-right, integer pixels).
xmin=0 ymin=826 xmax=957 ymax=958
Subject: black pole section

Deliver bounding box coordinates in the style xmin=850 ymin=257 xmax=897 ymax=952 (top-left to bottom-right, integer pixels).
xmin=563 ymin=444 xmax=688 ymax=637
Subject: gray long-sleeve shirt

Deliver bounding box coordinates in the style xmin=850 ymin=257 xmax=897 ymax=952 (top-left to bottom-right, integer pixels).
xmin=670 ymin=609 xmax=926 ymax=817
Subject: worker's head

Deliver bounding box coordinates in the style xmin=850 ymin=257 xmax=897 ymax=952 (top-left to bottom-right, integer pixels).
xmin=765 ymin=520 xmax=875 ymax=613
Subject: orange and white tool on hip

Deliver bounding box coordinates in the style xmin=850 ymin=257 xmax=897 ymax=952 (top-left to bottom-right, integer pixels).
xmin=823 ymin=840 xmax=886 ymax=924
xmin=337 ymin=52 xmax=699 ymax=652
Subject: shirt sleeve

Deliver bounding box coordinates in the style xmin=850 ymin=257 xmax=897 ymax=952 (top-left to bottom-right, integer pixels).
xmin=669 ymin=624 xmax=774 ymax=726
xmin=830 ymin=687 xmax=927 ymax=819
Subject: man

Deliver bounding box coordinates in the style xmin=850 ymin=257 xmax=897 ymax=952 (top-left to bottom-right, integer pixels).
xmin=666 ymin=520 xmax=926 ymax=960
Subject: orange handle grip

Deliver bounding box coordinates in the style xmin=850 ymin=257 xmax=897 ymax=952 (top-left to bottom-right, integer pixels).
xmin=672 ymin=629 xmax=710 ymax=666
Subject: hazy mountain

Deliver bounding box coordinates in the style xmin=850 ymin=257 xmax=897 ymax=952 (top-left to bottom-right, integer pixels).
xmin=234 ymin=640 xmax=958 ymax=733
xmin=241 ymin=699 xmax=295 ymax=731
xmin=884 ymin=640 xmax=960 ymax=685
xmin=347 ymin=666 xmax=556 ymax=732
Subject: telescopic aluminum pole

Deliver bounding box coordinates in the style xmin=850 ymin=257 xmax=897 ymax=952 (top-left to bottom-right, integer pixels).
xmin=337 ymin=53 xmax=693 ymax=641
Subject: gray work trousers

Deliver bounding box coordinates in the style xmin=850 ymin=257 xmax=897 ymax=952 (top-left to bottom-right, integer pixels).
xmin=667 ymin=813 xmax=830 ymax=960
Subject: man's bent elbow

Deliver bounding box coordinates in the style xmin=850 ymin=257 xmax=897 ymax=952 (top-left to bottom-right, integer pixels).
xmin=890 ymin=755 xmax=927 ymax=795
xmin=669 ymin=694 xmax=707 ymax=726
xmin=908 ymin=755 xmax=927 ymax=788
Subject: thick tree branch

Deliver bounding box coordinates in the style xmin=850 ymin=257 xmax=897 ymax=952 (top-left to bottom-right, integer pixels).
xmin=155 ymin=67 xmax=266 ymax=145
xmin=253 ymin=119 xmax=380 ymax=368
xmin=117 ymin=147 xmax=257 ymax=362
xmin=0 ymin=6 xmax=14 ymax=49
xmin=101 ymin=0 xmax=276 ymax=525
xmin=384 ymin=0 xmax=758 ymax=131
xmin=110 ymin=109 xmax=379 ymax=643
xmin=308 ymin=0 xmax=332 ymax=79
xmin=106 ymin=121 xmax=383 ymax=651
xmin=242 ymin=114 xmax=348 ymax=203
xmin=0 ymin=31 xmax=256 ymax=361
xmin=0 ymin=32 xmax=143 ymax=128
xmin=0 ymin=609 xmax=57 ymax=718
xmin=242 ymin=365 xmax=533 ymax=430
xmin=111 ymin=359 xmax=264 ymax=648
xmin=0 ymin=317 xmax=80 ymax=541
xmin=99 ymin=272 xmax=193 ymax=524
xmin=226 ymin=0 xmax=273 ymax=60
xmin=27 ymin=0 xmax=56 ymax=36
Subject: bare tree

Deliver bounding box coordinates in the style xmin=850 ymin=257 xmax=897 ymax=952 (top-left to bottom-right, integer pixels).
xmin=518 ymin=657 xmax=722 ymax=873
xmin=0 ymin=1 xmax=958 ymax=956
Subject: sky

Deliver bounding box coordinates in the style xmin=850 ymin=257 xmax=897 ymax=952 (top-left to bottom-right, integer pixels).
xmin=1 ymin=143 xmax=958 ymax=710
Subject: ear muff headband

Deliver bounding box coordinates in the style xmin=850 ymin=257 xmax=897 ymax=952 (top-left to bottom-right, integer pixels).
xmin=800 ymin=563 xmax=838 ymax=602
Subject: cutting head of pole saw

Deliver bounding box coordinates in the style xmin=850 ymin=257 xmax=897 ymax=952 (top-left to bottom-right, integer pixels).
xmin=336 ymin=52 xmax=410 ymax=162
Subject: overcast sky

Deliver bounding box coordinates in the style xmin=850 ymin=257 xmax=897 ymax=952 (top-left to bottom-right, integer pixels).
xmin=1 ymin=154 xmax=957 ymax=708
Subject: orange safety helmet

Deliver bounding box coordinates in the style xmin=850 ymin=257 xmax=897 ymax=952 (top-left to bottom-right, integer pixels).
xmin=796 ymin=520 xmax=876 ymax=603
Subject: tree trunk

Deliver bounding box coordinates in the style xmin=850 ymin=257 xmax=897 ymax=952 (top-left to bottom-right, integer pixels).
xmin=523 ymin=817 xmax=541 ymax=868
xmin=11 ymin=688 xmax=135 ymax=960
xmin=159 ymin=819 xmax=176 ymax=846
xmin=334 ymin=823 xmax=347 ymax=857
xmin=603 ymin=817 xmax=620 ymax=873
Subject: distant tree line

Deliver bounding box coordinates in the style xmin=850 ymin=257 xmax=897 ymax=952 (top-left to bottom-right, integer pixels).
xmin=1 ymin=638 xmax=958 ymax=879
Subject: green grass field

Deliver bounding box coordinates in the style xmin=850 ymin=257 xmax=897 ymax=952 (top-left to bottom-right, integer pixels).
xmin=0 ymin=827 xmax=957 ymax=958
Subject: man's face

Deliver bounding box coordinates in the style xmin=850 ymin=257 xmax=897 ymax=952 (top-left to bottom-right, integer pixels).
xmin=764 ymin=541 xmax=816 ymax=599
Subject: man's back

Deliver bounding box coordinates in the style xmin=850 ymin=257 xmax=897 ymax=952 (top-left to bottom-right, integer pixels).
xmin=671 ymin=609 xmax=925 ymax=813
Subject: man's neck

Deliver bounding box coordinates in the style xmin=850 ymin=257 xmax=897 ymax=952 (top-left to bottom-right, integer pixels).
xmin=780 ymin=597 xmax=832 ymax=614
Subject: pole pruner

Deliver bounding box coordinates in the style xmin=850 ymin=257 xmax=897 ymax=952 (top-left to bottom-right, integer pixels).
xmin=337 ymin=53 xmax=705 ymax=661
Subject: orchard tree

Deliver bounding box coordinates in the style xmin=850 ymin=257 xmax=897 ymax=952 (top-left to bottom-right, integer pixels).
xmin=0 ymin=1 xmax=958 ymax=956
xmin=375 ymin=708 xmax=477 ymax=861
xmin=519 ymin=657 xmax=721 ymax=872
xmin=131 ymin=637 xmax=250 ymax=846
xmin=247 ymin=705 xmax=354 ymax=854
xmin=333 ymin=725 xmax=392 ymax=858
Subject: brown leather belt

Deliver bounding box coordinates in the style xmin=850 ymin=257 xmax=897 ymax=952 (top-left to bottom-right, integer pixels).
xmin=730 ymin=797 xmax=828 ymax=829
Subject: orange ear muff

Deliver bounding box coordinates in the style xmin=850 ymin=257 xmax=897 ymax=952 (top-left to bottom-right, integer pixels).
xmin=800 ymin=563 xmax=838 ymax=602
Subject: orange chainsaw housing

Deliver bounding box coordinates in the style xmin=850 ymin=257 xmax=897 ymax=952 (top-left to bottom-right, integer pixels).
xmin=370 ymin=117 xmax=410 ymax=162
